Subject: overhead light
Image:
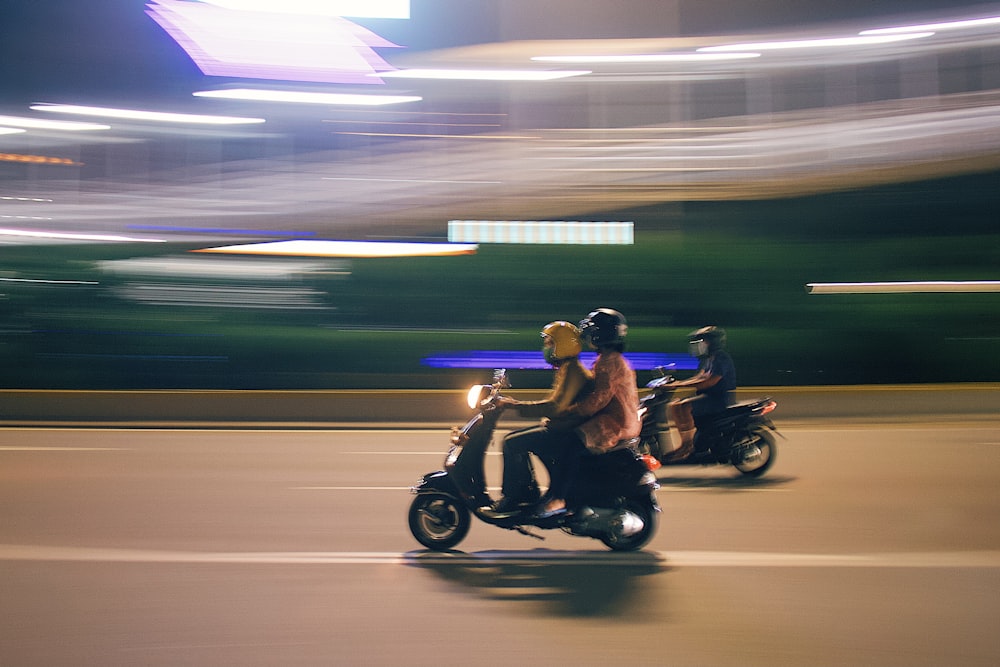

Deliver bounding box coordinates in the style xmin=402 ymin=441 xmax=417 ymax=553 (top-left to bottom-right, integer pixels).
xmin=531 ymin=52 xmax=760 ymax=63
xmin=861 ymin=15 xmax=1000 ymax=35
xmin=147 ymin=0 xmax=403 ymax=85
xmin=0 ymin=127 xmax=27 ymax=136
xmin=0 ymin=115 xmax=110 ymax=131
xmin=193 ymin=89 xmax=421 ymax=106
xmin=194 ymin=239 xmax=478 ymax=257
xmin=377 ymin=68 xmax=591 ymax=81
xmin=30 ymin=103 xmax=265 ymax=125
xmin=806 ymin=281 xmax=1000 ymax=294
xmin=698 ymin=32 xmax=934 ymax=53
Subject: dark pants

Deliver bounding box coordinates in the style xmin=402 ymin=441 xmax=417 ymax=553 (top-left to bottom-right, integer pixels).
xmin=500 ymin=425 xmax=584 ymax=501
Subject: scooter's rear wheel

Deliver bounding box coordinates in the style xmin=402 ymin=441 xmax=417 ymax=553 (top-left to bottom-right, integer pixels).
xmin=600 ymin=499 xmax=658 ymax=552
xmin=408 ymin=492 xmax=471 ymax=551
xmin=733 ymin=428 xmax=777 ymax=477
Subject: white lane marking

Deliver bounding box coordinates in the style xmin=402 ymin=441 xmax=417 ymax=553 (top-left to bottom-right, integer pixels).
xmin=0 ymin=447 xmax=127 ymax=451
xmin=1 ymin=545 xmax=998 ymax=568
xmin=294 ymin=486 xmax=415 ymax=490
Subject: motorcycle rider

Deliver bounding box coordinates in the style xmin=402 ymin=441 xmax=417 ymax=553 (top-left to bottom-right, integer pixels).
xmin=480 ymin=321 xmax=594 ymax=519
xmin=534 ymin=307 xmax=641 ymax=518
xmin=665 ymin=326 xmax=736 ymax=461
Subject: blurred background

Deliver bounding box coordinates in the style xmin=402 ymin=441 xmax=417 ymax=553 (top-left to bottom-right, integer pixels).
xmin=1 ymin=0 xmax=998 ymax=390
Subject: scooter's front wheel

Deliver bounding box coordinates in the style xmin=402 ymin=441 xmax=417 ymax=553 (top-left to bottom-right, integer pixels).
xmin=408 ymin=492 xmax=471 ymax=551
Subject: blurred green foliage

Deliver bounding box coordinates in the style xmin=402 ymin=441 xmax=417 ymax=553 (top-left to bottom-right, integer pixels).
xmin=2 ymin=171 xmax=997 ymax=389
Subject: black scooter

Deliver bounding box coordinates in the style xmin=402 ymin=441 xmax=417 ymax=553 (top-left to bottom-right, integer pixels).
xmin=408 ymin=370 xmax=661 ymax=552
xmin=637 ymin=370 xmax=781 ymax=476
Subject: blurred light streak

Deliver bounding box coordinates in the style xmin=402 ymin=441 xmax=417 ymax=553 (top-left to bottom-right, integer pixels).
xmin=98 ymin=256 xmax=345 ymax=280
xmin=7 ymin=95 xmax=999 ymax=237
xmin=698 ymin=32 xmax=934 ymax=52
xmin=448 ymin=220 xmax=633 ymax=244
xmin=193 ymin=89 xmax=421 ymax=106
xmin=0 ymin=277 xmax=98 ymax=286
xmin=807 ymin=281 xmax=1000 ymax=294
xmin=0 ymin=127 xmax=27 ymax=135
xmin=146 ymin=0 xmax=402 ymax=85
xmin=0 ymin=115 xmax=110 ymax=131
xmin=422 ymin=351 xmax=698 ymax=371
xmin=115 ymin=283 xmax=329 ymax=309
xmin=197 ymin=0 xmax=409 ymax=19
xmin=861 ymin=15 xmax=1000 ymax=35
xmin=322 ymin=177 xmax=500 ymax=184
xmin=323 ymin=120 xmax=502 ymax=129
xmin=0 ymin=153 xmax=79 ymax=166
xmin=377 ymin=68 xmax=591 ymax=81
xmin=126 ymin=224 xmax=318 ymax=236
xmin=30 ymin=104 xmax=265 ymax=125
xmin=194 ymin=239 xmax=477 ymax=257
xmin=0 ymin=228 xmax=166 ymax=243
xmin=1 ymin=196 xmax=53 ymax=202
xmin=532 ymin=53 xmax=760 ymax=63
xmin=333 ymin=131 xmax=538 ymax=139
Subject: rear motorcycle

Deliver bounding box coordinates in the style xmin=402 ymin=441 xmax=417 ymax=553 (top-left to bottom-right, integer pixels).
xmin=408 ymin=370 xmax=661 ymax=552
xmin=637 ymin=370 xmax=781 ymax=476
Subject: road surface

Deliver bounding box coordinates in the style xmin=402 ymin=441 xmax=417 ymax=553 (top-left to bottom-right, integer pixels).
xmin=1 ymin=420 xmax=999 ymax=666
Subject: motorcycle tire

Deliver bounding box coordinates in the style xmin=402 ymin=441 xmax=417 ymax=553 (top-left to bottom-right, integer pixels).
xmin=600 ymin=499 xmax=658 ymax=552
xmin=733 ymin=428 xmax=777 ymax=477
xmin=408 ymin=491 xmax=471 ymax=551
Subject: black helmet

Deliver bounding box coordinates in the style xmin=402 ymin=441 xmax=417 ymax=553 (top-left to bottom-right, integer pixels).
xmin=579 ymin=308 xmax=628 ymax=347
xmin=688 ymin=326 xmax=726 ymax=357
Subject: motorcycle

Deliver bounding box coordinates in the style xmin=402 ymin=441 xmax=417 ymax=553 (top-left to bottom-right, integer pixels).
xmin=636 ymin=369 xmax=781 ymax=476
xmin=408 ymin=370 xmax=661 ymax=552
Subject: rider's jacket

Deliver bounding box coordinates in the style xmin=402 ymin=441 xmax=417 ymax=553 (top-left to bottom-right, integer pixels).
xmin=573 ymin=350 xmax=640 ymax=453
xmin=515 ymin=359 xmax=593 ymax=431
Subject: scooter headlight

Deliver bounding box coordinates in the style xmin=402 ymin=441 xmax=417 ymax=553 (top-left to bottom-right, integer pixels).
xmin=466 ymin=384 xmax=491 ymax=409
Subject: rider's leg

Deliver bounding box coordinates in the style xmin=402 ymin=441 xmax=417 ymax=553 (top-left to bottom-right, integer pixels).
xmin=667 ymin=399 xmax=697 ymax=458
xmin=488 ymin=426 xmax=545 ymax=513
xmin=534 ymin=431 xmax=585 ymax=517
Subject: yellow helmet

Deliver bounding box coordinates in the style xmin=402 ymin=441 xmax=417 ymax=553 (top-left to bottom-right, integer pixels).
xmin=541 ymin=321 xmax=582 ymax=362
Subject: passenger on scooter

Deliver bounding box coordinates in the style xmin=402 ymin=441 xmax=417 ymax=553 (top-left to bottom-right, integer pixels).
xmin=664 ymin=326 xmax=736 ymax=461
xmin=534 ymin=307 xmax=641 ymax=519
xmin=480 ymin=321 xmax=593 ymax=519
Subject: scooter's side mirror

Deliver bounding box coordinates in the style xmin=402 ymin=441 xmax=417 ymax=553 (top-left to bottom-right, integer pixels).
xmin=492 ymin=368 xmax=509 ymax=388
xmin=646 ymin=374 xmax=675 ymax=389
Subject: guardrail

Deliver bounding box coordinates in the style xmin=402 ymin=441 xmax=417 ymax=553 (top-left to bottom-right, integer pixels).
xmin=1 ymin=384 xmax=997 ymax=427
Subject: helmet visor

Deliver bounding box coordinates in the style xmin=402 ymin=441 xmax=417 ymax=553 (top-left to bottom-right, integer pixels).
xmin=689 ymin=339 xmax=708 ymax=357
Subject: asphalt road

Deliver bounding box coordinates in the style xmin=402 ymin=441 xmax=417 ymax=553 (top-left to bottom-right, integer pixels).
xmin=2 ymin=420 xmax=999 ymax=667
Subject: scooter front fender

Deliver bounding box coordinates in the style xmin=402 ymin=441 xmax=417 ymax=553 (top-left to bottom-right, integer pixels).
xmin=411 ymin=470 xmax=460 ymax=497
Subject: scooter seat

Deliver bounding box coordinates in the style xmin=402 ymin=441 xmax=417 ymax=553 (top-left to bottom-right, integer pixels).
xmin=695 ymin=399 xmax=769 ymax=428
xmin=598 ymin=437 xmax=640 ymax=453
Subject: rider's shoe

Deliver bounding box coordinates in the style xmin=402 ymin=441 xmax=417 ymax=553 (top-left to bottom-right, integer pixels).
xmin=534 ymin=498 xmax=568 ymax=520
xmin=479 ymin=495 xmax=535 ymax=519
xmin=662 ymin=440 xmax=694 ymax=462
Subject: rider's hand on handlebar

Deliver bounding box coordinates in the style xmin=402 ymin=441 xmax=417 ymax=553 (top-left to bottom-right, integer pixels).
xmin=496 ymin=396 xmax=519 ymax=409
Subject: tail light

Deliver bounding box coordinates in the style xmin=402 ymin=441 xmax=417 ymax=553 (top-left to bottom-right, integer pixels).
xmin=760 ymin=400 xmax=777 ymax=416
xmin=640 ymin=454 xmax=662 ymax=471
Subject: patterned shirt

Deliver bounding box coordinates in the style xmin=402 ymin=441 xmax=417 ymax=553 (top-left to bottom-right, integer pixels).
xmin=573 ymin=350 xmax=640 ymax=453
